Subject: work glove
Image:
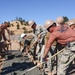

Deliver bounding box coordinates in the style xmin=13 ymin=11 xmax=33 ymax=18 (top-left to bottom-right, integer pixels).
xmin=38 ymin=34 xmax=41 ymax=39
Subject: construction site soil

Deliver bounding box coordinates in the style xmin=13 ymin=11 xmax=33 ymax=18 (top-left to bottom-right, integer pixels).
xmin=0 ymin=50 xmax=75 ymax=75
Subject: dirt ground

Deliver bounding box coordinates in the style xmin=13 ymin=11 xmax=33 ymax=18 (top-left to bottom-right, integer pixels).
xmin=1 ymin=49 xmax=75 ymax=75
xmin=1 ymin=32 xmax=74 ymax=75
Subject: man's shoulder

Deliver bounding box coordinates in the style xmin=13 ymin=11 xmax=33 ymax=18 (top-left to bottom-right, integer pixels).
xmin=51 ymin=31 xmax=60 ymax=37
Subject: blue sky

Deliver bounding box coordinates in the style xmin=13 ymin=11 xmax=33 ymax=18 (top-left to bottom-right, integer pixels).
xmin=0 ymin=0 xmax=75 ymax=25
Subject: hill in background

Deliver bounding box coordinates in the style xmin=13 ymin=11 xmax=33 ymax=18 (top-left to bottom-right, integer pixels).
xmin=5 ymin=20 xmax=33 ymax=50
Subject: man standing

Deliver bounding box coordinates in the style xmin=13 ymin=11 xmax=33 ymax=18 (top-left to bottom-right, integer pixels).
xmin=0 ymin=21 xmax=11 ymax=53
xmin=0 ymin=21 xmax=11 ymax=72
xmin=28 ymin=20 xmax=47 ymax=62
xmin=43 ymin=17 xmax=75 ymax=75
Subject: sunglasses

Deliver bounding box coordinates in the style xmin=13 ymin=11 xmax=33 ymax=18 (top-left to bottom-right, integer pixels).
xmin=47 ymin=23 xmax=56 ymax=31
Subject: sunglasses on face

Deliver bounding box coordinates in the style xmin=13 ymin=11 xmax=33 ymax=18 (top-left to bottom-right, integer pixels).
xmin=32 ymin=23 xmax=36 ymax=28
xmin=47 ymin=23 xmax=56 ymax=31
xmin=47 ymin=26 xmax=51 ymax=31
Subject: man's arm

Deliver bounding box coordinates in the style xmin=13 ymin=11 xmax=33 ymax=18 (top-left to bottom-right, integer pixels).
xmin=2 ymin=30 xmax=7 ymax=41
xmin=39 ymin=26 xmax=47 ymax=38
xmin=43 ymin=34 xmax=56 ymax=58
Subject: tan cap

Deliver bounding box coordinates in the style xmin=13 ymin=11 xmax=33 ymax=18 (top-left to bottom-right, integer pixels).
xmin=44 ymin=20 xmax=55 ymax=29
xmin=4 ymin=21 xmax=8 ymax=23
xmin=69 ymin=21 xmax=75 ymax=26
xmin=28 ymin=20 xmax=35 ymax=27
xmin=56 ymin=16 xmax=64 ymax=24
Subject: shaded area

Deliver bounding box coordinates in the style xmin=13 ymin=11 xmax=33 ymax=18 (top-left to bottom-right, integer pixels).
xmin=1 ymin=62 xmax=35 ymax=75
xmin=0 ymin=50 xmax=42 ymax=75
xmin=1 ymin=50 xmax=75 ymax=75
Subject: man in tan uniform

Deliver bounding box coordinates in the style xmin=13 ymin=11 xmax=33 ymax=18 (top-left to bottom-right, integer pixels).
xmin=28 ymin=20 xmax=47 ymax=62
xmin=43 ymin=17 xmax=75 ymax=75
xmin=0 ymin=21 xmax=11 ymax=72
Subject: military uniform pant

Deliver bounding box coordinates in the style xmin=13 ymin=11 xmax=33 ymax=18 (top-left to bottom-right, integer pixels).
xmin=37 ymin=44 xmax=45 ymax=62
xmin=47 ymin=52 xmax=52 ymax=72
xmin=47 ymin=45 xmax=56 ymax=72
xmin=57 ymin=43 xmax=75 ymax=75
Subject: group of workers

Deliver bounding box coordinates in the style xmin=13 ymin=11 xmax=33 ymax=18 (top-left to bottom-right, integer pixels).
xmin=0 ymin=16 xmax=75 ymax=75
xmin=21 ymin=16 xmax=75 ymax=75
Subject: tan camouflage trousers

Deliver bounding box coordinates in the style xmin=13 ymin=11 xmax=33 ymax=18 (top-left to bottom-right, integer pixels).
xmin=57 ymin=42 xmax=75 ymax=75
xmin=47 ymin=45 xmax=56 ymax=72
